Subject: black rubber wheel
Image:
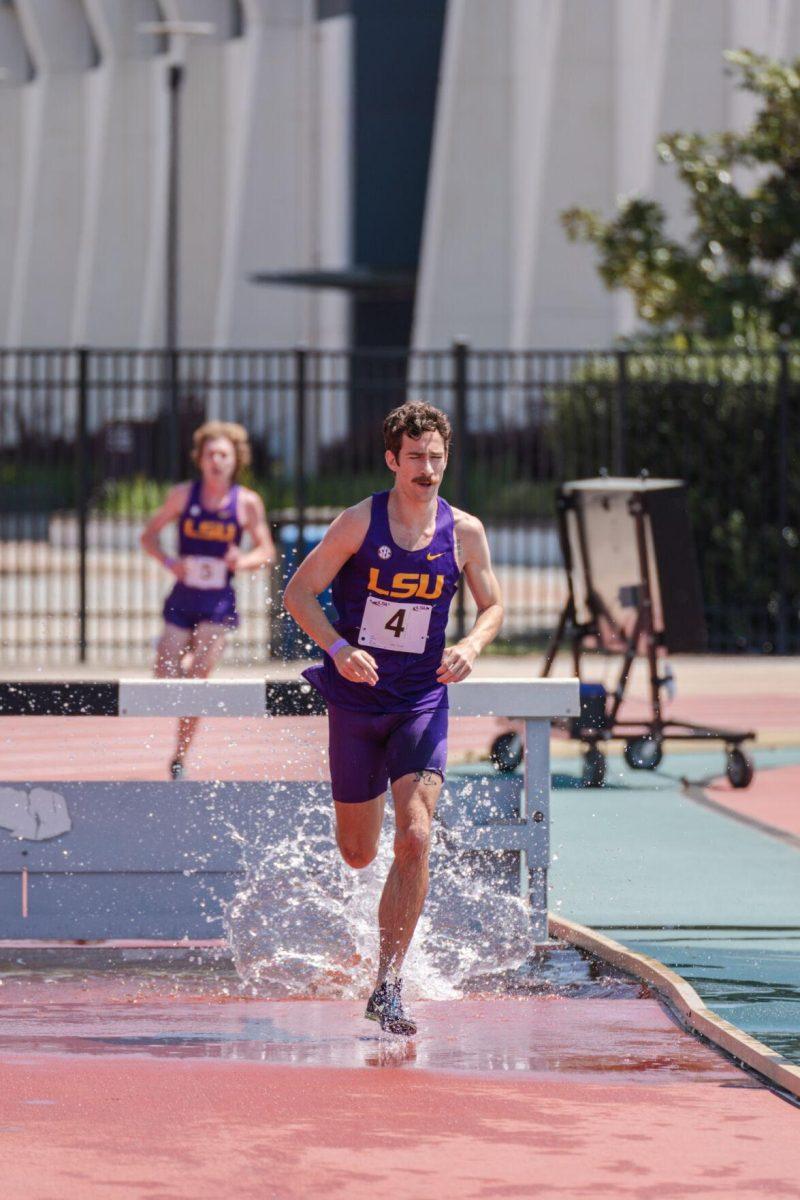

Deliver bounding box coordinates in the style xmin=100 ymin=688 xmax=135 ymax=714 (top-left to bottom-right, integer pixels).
xmin=624 ymin=736 xmax=663 ymax=771
xmin=582 ymin=746 xmax=606 ymax=788
xmin=490 ymin=732 xmax=524 ymax=773
xmin=726 ymin=747 xmax=754 ymax=789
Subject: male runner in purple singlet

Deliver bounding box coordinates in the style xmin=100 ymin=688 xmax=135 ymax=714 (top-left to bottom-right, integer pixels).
xmin=284 ymin=402 xmax=503 ymax=1035
xmin=141 ymin=422 xmax=275 ymax=778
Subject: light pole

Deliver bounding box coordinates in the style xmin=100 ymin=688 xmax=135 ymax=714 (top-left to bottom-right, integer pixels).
xmin=138 ymin=21 xmax=215 ymax=477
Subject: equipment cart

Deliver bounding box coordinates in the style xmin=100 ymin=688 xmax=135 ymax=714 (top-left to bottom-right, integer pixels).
xmin=490 ymin=476 xmax=756 ymax=789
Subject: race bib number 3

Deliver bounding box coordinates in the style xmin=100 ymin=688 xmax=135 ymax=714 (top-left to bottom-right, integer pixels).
xmin=183 ymin=555 xmax=228 ymax=590
xmin=358 ymin=596 xmax=432 ymax=654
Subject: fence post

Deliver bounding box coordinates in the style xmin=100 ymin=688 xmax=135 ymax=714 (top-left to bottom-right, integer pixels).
xmin=453 ymin=339 xmax=469 ymax=640
xmin=777 ymin=346 xmax=790 ymax=654
xmin=294 ymin=346 xmax=308 ymax=566
xmin=76 ymin=348 xmax=89 ymax=663
xmin=613 ymin=349 xmax=628 ymax=476
xmin=165 ymin=61 xmax=183 ymax=482
xmin=166 ymin=349 xmax=180 ymax=481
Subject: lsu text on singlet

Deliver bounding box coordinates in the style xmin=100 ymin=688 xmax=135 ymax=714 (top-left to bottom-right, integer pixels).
xmin=163 ymin=480 xmax=243 ymax=629
xmin=303 ymin=490 xmax=461 ymax=713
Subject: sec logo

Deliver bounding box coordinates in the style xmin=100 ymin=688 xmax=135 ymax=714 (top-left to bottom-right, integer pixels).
xmin=378 ymin=545 xmax=392 ymax=560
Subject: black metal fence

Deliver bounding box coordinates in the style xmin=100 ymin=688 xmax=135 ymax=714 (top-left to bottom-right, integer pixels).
xmin=0 ymin=344 xmax=797 ymax=664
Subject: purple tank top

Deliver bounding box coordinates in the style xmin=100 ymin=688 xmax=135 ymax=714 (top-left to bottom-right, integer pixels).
xmin=303 ymin=491 xmax=460 ymax=713
xmin=174 ymin=479 xmax=242 ymax=593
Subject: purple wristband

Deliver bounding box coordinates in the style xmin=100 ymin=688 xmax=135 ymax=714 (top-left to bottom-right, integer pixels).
xmin=327 ymin=637 xmax=350 ymax=657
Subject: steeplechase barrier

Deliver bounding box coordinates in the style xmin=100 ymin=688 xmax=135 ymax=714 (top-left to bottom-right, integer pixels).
xmin=0 ymin=678 xmax=578 ymax=943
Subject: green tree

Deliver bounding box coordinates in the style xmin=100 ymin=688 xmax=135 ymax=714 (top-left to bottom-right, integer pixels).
xmin=562 ymin=50 xmax=800 ymax=339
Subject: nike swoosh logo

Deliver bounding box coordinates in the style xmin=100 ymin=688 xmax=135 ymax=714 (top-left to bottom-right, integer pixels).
xmin=426 ymin=552 xmax=444 ymax=560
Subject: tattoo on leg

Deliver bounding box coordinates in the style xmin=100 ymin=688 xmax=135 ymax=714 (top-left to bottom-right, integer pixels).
xmin=413 ymin=769 xmax=441 ymax=785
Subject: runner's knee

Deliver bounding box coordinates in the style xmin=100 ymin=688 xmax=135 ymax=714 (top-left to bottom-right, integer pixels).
xmin=186 ymin=660 xmax=213 ymax=679
xmin=338 ymin=839 xmax=378 ymax=870
xmin=394 ymin=822 xmax=430 ymax=866
xmin=189 ymin=628 xmax=226 ymax=677
xmin=155 ymin=638 xmax=183 ymax=678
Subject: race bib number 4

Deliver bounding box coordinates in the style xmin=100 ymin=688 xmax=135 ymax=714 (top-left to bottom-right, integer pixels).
xmin=358 ymin=596 xmax=432 ymax=654
xmin=183 ymin=556 xmax=228 ymax=590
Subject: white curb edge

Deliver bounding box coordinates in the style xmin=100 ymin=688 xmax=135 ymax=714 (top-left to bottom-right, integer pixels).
xmin=549 ymin=914 xmax=800 ymax=1101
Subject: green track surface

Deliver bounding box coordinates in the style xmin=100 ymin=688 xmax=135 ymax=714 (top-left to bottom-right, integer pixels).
xmin=546 ymin=748 xmax=800 ymax=1063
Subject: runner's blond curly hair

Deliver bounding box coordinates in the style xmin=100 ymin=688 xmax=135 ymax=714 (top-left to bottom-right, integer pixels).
xmin=191 ymin=422 xmax=252 ymax=481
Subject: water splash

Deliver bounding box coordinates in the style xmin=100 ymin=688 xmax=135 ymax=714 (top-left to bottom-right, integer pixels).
xmin=223 ymin=784 xmax=534 ymax=1000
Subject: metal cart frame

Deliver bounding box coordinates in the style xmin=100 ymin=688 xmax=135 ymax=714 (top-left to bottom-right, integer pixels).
xmin=493 ymin=482 xmax=756 ymax=789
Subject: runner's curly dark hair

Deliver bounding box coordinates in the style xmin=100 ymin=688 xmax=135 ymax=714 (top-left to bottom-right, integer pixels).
xmin=383 ymin=402 xmax=452 ymax=460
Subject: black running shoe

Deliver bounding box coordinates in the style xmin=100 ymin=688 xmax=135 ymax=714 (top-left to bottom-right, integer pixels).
xmin=170 ymin=758 xmax=184 ymax=781
xmin=364 ymin=979 xmax=417 ymax=1037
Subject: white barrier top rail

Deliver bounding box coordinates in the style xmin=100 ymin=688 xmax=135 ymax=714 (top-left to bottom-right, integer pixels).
xmin=0 ymin=679 xmax=579 ymax=720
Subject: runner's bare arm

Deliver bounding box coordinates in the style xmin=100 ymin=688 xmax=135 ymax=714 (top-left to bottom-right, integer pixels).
xmin=437 ymin=513 xmax=503 ymax=684
xmin=225 ymin=491 xmax=275 ymax=572
xmin=283 ymin=501 xmax=380 ymax=685
xmin=140 ymin=485 xmax=191 ymax=577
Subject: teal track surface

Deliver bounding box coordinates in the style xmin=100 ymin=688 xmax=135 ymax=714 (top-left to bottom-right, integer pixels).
xmin=547 ymin=747 xmax=800 ymax=1063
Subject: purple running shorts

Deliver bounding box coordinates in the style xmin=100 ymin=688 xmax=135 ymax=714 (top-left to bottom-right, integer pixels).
xmin=163 ymin=583 xmax=239 ymax=631
xmin=327 ymin=702 xmax=448 ymax=804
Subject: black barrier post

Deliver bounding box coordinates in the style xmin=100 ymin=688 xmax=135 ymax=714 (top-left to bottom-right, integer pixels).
xmin=294 ymin=346 xmax=308 ymax=566
xmin=614 ymin=349 xmax=628 ymax=476
xmin=777 ymin=346 xmax=790 ymax=654
xmin=453 ymin=339 xmax=469 ymax=640
xmin=76 ymin=347 xmax=89 ymax=663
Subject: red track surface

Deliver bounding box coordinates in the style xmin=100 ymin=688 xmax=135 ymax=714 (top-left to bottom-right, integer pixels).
xmin=701 ymin=763 xmax=800 ymax=840
xmin=0 ymin=715 xmax=497 ymax=781
xmin=618 ymin=694 xmax=794 ymax=738
xmin=2 ymin=1057 xmax=799 ymax=1199
xmin=2 ymin=674 xmax=798 ymax=1197
xmin=1 ymin=692 xmax=794 ymax=783
xmin=1 ymin=992 xmax=799 ymax=1200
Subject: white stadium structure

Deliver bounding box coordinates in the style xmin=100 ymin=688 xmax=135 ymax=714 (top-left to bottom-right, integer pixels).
xmin=0 ymin=0 xmax=798 ymax=351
